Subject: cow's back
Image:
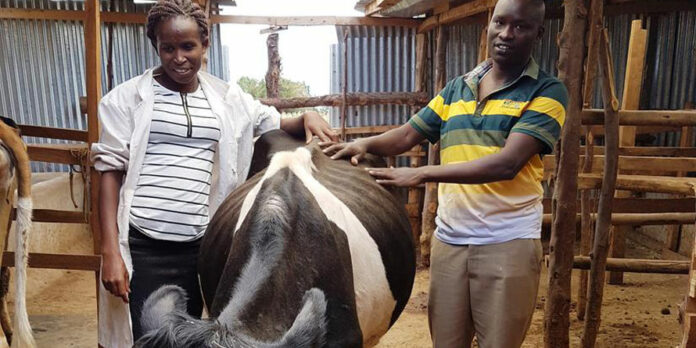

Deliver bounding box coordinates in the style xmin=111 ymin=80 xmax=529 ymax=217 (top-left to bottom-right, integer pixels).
xmin=199 ymin=130 xmax=415 ymax=346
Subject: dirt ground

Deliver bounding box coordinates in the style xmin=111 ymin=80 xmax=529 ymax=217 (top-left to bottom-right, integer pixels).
xmin=19 ymin=250 xmax=687 ymax=348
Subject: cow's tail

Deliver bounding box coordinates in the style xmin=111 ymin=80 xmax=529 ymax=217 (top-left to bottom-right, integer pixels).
xmin=265 ymin=288 xmax=327 ymax=348
xmin=0 ymin=123 xmax=35 ymax=348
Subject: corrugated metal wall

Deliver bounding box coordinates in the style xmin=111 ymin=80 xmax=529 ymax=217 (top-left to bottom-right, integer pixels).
xmin=330 ymin=26 xmax=417 ymax=129
xmin=0 ymin=0 xmax=229 ymax=171
xmin=330 ymin=6 xmax=695 ymax=149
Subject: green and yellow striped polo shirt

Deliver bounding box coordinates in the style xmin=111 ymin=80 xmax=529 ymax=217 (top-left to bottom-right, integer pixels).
xmin=409 ymin=58 xmax=567 ymax=245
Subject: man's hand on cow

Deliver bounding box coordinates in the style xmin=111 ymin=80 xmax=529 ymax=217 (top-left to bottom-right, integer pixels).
xmin=101 ymin=252 xmax=130 ymax=304
xmin=302 ymin=111 xmax=338 ymax=144
xmin=321 ymin=140 xmax=368 ymax=166
xmin=367 ymin=166 xmax=425 ymax=187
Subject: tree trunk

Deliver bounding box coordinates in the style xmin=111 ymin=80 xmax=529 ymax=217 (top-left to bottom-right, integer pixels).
xmin=265 ymin=33 xmax=280 ymax=99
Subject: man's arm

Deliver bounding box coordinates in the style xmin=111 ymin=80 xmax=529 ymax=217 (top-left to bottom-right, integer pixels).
xmin=367 ymin=132 xmax=544 ymax=186
xmin=322 ymin=123 xmax=426 ymax=165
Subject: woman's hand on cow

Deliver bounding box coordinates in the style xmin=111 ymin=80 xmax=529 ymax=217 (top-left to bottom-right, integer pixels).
xmin=101 ymin=252 xmax=130 ymax=304
xmin=367 ymin=166 xmax=425 ymax=187
xmin=321 ymin=139 xmax=368 ymax=166
xmin=302 ymin=111 xmax=338 ymax=144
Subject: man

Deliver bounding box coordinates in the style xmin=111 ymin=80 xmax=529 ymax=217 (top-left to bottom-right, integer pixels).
xmin=321 ymin=0 xmax=566 ymax=346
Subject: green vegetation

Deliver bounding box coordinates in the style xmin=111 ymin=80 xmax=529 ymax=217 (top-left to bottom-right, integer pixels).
xmin=236 ymin=76 xmax=311 ymax=99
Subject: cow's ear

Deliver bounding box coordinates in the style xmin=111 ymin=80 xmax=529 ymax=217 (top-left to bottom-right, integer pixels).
xmin=139 ymin=285 xmax=189 ymax=333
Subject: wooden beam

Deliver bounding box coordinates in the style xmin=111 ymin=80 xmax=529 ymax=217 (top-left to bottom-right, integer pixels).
xmin=332 ymin=125 xmax=399 ymax=135
xmin=419 ymin=16 xmax=440 ymax=34
xmin=579 ymin=173 xmax=696 ymax=195
xmin=578 ymin=146 xmax=696 ymax=157
xmin=545 ymin=0 xmax=696 ymax=19
xmin=6 ymin=2 xmax=686 ymax=25
xmin=542 ymin=197 xmax=696 ymax=214
xmin=616 ymin=19 xmax=647 ymax=151
xmin=18 ymin=125 xmax=88 ymax=142
xmin=27 ymin=144 xmax=88 ymax=165
xmin=439 ymin=0 xmax=496 ymax=24
xmin=259 ymin=92 xmax=430 ymax=109
xmin=85 ymin=0 xmax=103 ymax=311
xmin=541 ymin=213 xmax=696 ymax=226
xmin=418 ymin=0 xmax=496 ymax=33
xmin=85 ymin=0 xmax=102 ymax=145
xmin=587 ymin=125 xmax=684 ymax=136
xmin=210 ymin=15 xmax=422 ymax=27
xmin=572 ymin=256 xmax=689 ymax=274
xmin=364 ymin=0 xmax=401 ymax=16
xmin=544 ymin=155 xmax=696 ymax=174
xmin=581 ymin=109 xmax=696 ymax=126
xmin=101 ymin=11 xmax=146 ymax=24
xmin=433 ymin=0 xmax=450 ymax=14
xmin=10 ymin=209 xmax=86 ymax=224
xmin=605 ymin=0 xmax=696 ymax=16
xmin=0 ymin=8 xmax=145 ymax=23
xmin=2 ymin=252 xmax=100 ymax=272
xmin=609 ymin=19 xmax=647 ymax=286
xmin=0 ymin=9 xmax=423 ymax=27
xmin=0 ymin=8 xmax=84 ymax=21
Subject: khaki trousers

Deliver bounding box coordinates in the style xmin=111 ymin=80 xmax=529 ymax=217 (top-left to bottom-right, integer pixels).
xmin=428 ymin=238 xmax=542 ymax=348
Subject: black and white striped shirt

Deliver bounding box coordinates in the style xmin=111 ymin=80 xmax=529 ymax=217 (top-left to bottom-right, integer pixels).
xmin=129 ymin=82 xmax=221 ymax=241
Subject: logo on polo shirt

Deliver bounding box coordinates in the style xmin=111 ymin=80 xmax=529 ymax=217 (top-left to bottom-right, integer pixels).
xmin=502 ymin=99 xmax=523 ymax=110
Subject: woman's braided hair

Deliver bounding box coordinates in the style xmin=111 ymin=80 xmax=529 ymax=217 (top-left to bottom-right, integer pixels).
xmin=146 ymin=0 xmax=209 ymax=49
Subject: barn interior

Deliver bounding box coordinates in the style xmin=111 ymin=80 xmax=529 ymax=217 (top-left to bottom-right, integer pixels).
xmin=1 ymin=0 xmax=696 ymax=346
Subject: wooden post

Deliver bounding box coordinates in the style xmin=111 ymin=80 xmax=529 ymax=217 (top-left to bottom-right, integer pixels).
xmin=201 ymin=0 xmax=211 ymax=71
xmin=84 ymin=0 xmax=103 ymax=341
xmin=665 ymin=102 xmax=695 ymax=253
xmin=341 ymin=30 xmax=348 ymax=141
xmin=408 ymin=33 xmax=428 ymax=259
xmin=265 ymin=33 xmax=280 ymax=99
xmin=581 ymin=29 xmax=620 ymax=348
xmin=582 ymin=0 xmax=604 ymax=108
xmin=407 ymin=151 xmax=423 ymax=255
xmin=577 ymin=128 xmax=595 ymax=321
xmin=680 ymin=220 xmax=696 ymax=346
xmin=544 ymin=0 xmax=587 ymax=346
xmin=577 ymin=0 xmax=604 ymax=321
xmin=608 ymin=19 xmax=647 ymax=285
xmin=420 ymin=25 xmax=447 ymax=266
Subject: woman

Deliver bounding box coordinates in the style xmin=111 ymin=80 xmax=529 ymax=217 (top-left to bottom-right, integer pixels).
xmin=91 ymin=1 xmax=336 ymax=346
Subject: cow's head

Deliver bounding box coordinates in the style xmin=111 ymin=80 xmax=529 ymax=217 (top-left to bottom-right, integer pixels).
xmin=135 ymin=285 xmax=327 ymax=348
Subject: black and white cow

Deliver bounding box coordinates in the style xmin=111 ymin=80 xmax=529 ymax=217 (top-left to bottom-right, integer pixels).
xmin=136 ymin=130 xmax=416 ymax=348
